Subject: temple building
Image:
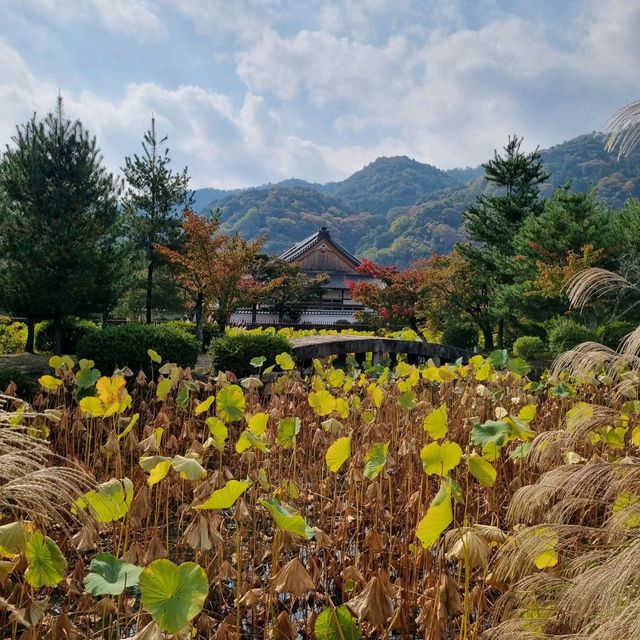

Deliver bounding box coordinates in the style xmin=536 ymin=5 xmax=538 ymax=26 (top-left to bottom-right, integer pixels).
xmin=231 ymin=227 xmax=378 ymax=326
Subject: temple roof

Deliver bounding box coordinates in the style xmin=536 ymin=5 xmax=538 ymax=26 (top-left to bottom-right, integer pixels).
xmin=279 ymin=226 xmax=360 ymax=267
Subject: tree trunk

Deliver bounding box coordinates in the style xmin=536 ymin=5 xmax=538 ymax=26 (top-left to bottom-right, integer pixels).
xmin=53 ymin=317 xmax=63 ymax=356
xmin=481 ymin=324 xmax=494 ymax=350
xmin=497 ymin=318 xmax=504 ymax=350
xmin=146 ymin=261 xmax=154 ymax=325
xmin=194 ymin=292 xmax=204 ymax=349
xmin=25 ymin=318 xmax=35 ymax=354
xmin=411 ymin=319 xmax=429 ymax=344
xmin=101 ymin=309 xmax=109 ymax=329
xmin=251 ymin=303 xmax=257 ymax=326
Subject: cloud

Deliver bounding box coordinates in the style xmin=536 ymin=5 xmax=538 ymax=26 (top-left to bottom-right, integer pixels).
xmin=5 ymin=0 xmax=166 ymax=39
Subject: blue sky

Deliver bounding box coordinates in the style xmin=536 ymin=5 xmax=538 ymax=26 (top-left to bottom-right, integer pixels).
xmin=1 ymin=0 xmax=639 ymax=188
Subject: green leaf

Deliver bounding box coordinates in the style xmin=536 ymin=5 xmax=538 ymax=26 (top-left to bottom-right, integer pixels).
xmin=156 ymin=378 xmax=173 ymax=401
xmin=420 ymin=440 xmax=463 ymax=477
xmin=510 ymin=441 xmax=532 ymax=460
xmin=325 ymin=436 xmax=351 ymax=473
xmin=24 ymin=530 xmax=66 ymax=588
xmin=250 ymin=356 xmax=266 ymax=368
xmin=467 ymin=454 xmax=497 ymax=487
xmin=73 ymin=478 xmax=133 ymax=523
xmin=195 ymin=479 xmax=251 ymax=510
xmin=315 ymin=605 xmax=362 ymax=640
xmin=471 ymin=420 xmax=513 ymax=449
xmin=235 ymin=430 xmax=268 ymax=454
xmin=0 ymin=521 xmax=32 ymax=556
xmin=363 ymin=442 xmax=388 ymax=479
xmin=147 ymin=349 xmax=162 ymax=364
xmin=260 ymin=498 xmax=315 ymax=540
xmin=423 ymin=404 xmax=448 ymax=440
xmin=84 ymin=552 xmax=142 ymax=595
xmin=275 ymin=352 xmax=295 ymax=371
xmin=216 ymin=385 xmax=245 ymax=422
xmin=195 ymin=396 xmax=214 ymax=416
xmin=139 ymin=559 xmax=208 ymax=634
xmin=171 ymin=455 xmax=207 ymax=481
xmin=416 ymin=481 xmax=453 ymax=548
xmin=205 ymin=416 xmax=228 ymax=451
xmin=398 ymin=391 xmax=416 ymax=411
xmin=277 ymin=417 xmax=301 ymax=449
xmin=508 ymin=357 xmax=530 ymax=376
xmin=75 ymin=367 xmax=101 ymax=389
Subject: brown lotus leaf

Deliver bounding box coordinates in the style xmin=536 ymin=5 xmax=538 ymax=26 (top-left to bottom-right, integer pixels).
xmin=130 ymin=621 xmax=164 ymax=640
xmin=346 ymin=569 xmax=395 ymax=627
xmin=271 ymin=611 xmax=297 ymax=639
xmin=271 ymin=558 xmax=316 ymax=596
xmin=11 ymin=598 xmax=49 ymax=628
xmin=238 ymin=587 xmax=264 ymax=608
xmin=443 ymin=573 xmax=464 ymax=616
xmin=212 ymin=613 xmax=236 ymax=640
xmin=183 ymin=514 xmax=223 ymax=551
xmin=165 ymin=434 xmax=179 ymax=450
xmin=218 ymin=560 xmax=236 ymax=581
xmin=364 ymin=528 xmax=384 ymax=554
xmin=445 ymin=529 xmax=490 ymax=568
xmin=312 ymin=527 xmax=332 ymax=549
xmin=70 ymin=524 xmax=98 ymax=552
xmin=241 ymin=376 xmax=263 ymax=390
xmin=137 ymin=433 xmax=160 ymax=453
xmin=102 ymin=431 xmax=119 ymax=455
xmin=233 ymin=497 xmax=252 ymax=523
xmin=135 ymin=370 xmax=147 ymax=386
xmin=45 ymin=612 xmax=83 ymax=639
xmin=92 ymin=597 xmax=118 ymax=617
xmin=196 ymin=613 xmax=215 ymax=635
xmin=143 ymin=535 xmax=168 ymax=564
xmin=129 ymin=484 xmax=150 ymax=519
xmin=341 ymin=565 xmax=365 ymax=585
xmin=123 ymin=542 xmax=144 ymax=565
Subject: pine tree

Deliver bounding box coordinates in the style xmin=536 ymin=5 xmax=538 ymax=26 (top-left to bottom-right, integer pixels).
xmin=0 ymin=97 xmax=122 ymax=353
xmin=458 ymin=136 xmax=549 ymax=347
xmin=121 ymin=118 xmax=193 ymax=324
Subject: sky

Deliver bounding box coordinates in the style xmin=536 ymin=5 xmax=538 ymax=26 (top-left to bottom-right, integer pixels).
xmin=0 ymin=0 xmax=639 ymax=189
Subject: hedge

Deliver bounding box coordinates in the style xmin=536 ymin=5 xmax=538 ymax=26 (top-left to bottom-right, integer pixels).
xmin=162 ymin=321 xmax=219 ymax=351
xmin=77 ymin=324 xmax=199 ymax=376
xmin=0 ymin=316 xmax=26 ymax=355
xmin=210 ymin=333 xmax=293 ymax=378
xmin=35 ymin=318 xmax=99 ymax=354
xmin=512 ymin=335 xmax=545 ymax=360
xmin=442 ymin=323 xmax=478 ymax=350
xmin=548 ymin=318 xmax=598 ymax=356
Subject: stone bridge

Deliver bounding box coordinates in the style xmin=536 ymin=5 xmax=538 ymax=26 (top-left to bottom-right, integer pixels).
xmin=290 ymin=335 xmax=472 ymax=366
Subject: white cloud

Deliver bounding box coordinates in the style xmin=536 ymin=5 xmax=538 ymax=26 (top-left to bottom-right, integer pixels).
xmin=5 ymin=0 xmax=165 ymax=39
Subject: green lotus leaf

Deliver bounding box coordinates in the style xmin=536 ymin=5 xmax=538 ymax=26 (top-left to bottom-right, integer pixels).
xmin=139 ymin=559 xmax=208 ymax=634
xmin=216 ymin=385 xmax=245 ymax=422
xmin=260 ymin=498 xmax=315 ymax=540
xmin=25 ymin=530 xmax=66 ymax=588
xmin=84 ymin=552 xmax=143 ymax=595
xmin=72 ymin=478 xmax=133 ymax=523
xmin=315 ymin=605 xmax=361 ymax=640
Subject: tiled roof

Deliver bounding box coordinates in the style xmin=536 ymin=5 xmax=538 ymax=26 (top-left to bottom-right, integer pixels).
xmin=279 ymin=226 xmax=360 ymax=267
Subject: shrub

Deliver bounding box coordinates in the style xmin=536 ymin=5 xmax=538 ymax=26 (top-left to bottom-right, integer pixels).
xmin=77 ymin=324 xmax=199 ymax=376
xmin=210 ymin=333 xmax=293 ymax=378
xmin=597 ymin=320 xmax=637 ymax=349
xmin=442 ymin=323 xmax=478 ymax=350
xmin=0 ymin=316 xmax=27 ymax=354
xmin=548 ymin=317 xmax=598 ymax=355
xmin=0 ymin=368 xmax=35 ymax=396
xmin=512 ymin=335 xmax=545 ymax=360
xmin=162 ymin=321 xmax=219 ymax=351
xmin=35 ymin=318 xmax=99 ymax=354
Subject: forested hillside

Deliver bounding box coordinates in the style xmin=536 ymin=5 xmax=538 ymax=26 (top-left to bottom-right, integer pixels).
xmin=194 ymin=133 xmax=640 ymax=264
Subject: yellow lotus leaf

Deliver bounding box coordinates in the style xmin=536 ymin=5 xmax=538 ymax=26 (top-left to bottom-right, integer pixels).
xmin=336 ymin=397 xmax=349 ymax=419
xmin=195 ymin=479 xmax=251 ymax=510
xmin=518 ymin=404 xmax=537 ymax=424
xmin=275 ymin=352 xmax=295 ymax=371
xmin=367 ymin=383 xmax=383 ymax=408
xmin=532 ymin=527 xmax=559 ymax=570
xmin=39 ymin=375 xmax=63 ymax=391
xmin=247 ymin=412 xmax=269 ymax=436
xmin=325 ymin=436 xmax=351 ymax=473
xmin=156 ymin=378 xmax=173 ymax=402
xmin=327 ymin=368 xmax=345 ymax=388
xmin=205 ymin=416 xmax=228 ymax=451
xmin=195 ymin=396 xmax=214 ymax=416
xmin=467 ymin=453 xmax=497 ymax=487
xmin=146 ymin=459 xmax=172 ymax=486
xmin=416 ymin=482 xmax=453 ymax=548
xmin=420 ymin=441 xmax=463 ymax=477
xmin=423 ymin=404 xmax=448 ymax=440
xmin=308 ymin=389 xmax=336 ymax=416
xmin=172 ymin=455 xmax=207 ymax=481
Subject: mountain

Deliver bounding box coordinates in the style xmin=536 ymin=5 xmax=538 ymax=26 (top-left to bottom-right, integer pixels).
xmin=325 ymin=155 xmax=460 ymax=215
xmin=214 ymin=185 xmax=385 ymax=255
xmin=192 ymin=133 xmax=640 ymax=266
xmin=191 ymin=187 xmax=238 ymax=215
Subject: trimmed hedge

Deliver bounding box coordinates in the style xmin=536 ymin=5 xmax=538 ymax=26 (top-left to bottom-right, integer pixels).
xmin=442 ymin=323 xmax=478 ymax=350
xmin=35 ymin=318 xmax=99 ymax=354
xmin=77 ymin=324 xmax=199 ymax=376
xmin=162 ymin=321 xmax=219 ymax=351
xmin=548 ymin=318 xmax=598 ymax=355
xmin=0 ymin=368 xmax=35 ymax=396
xmin=210 ymin=333 xmax=293 ymax=378
xmin=512 ymin=335 xmax=545 ymax=360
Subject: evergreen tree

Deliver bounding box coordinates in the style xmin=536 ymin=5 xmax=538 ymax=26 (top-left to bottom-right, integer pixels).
xmin=458 ymin=136 xmax=549 ymax=347
xmin=121 ymin=118 xmax=193 ymax=324
xmin=0 ymin=97 xmax=122 ymax=353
